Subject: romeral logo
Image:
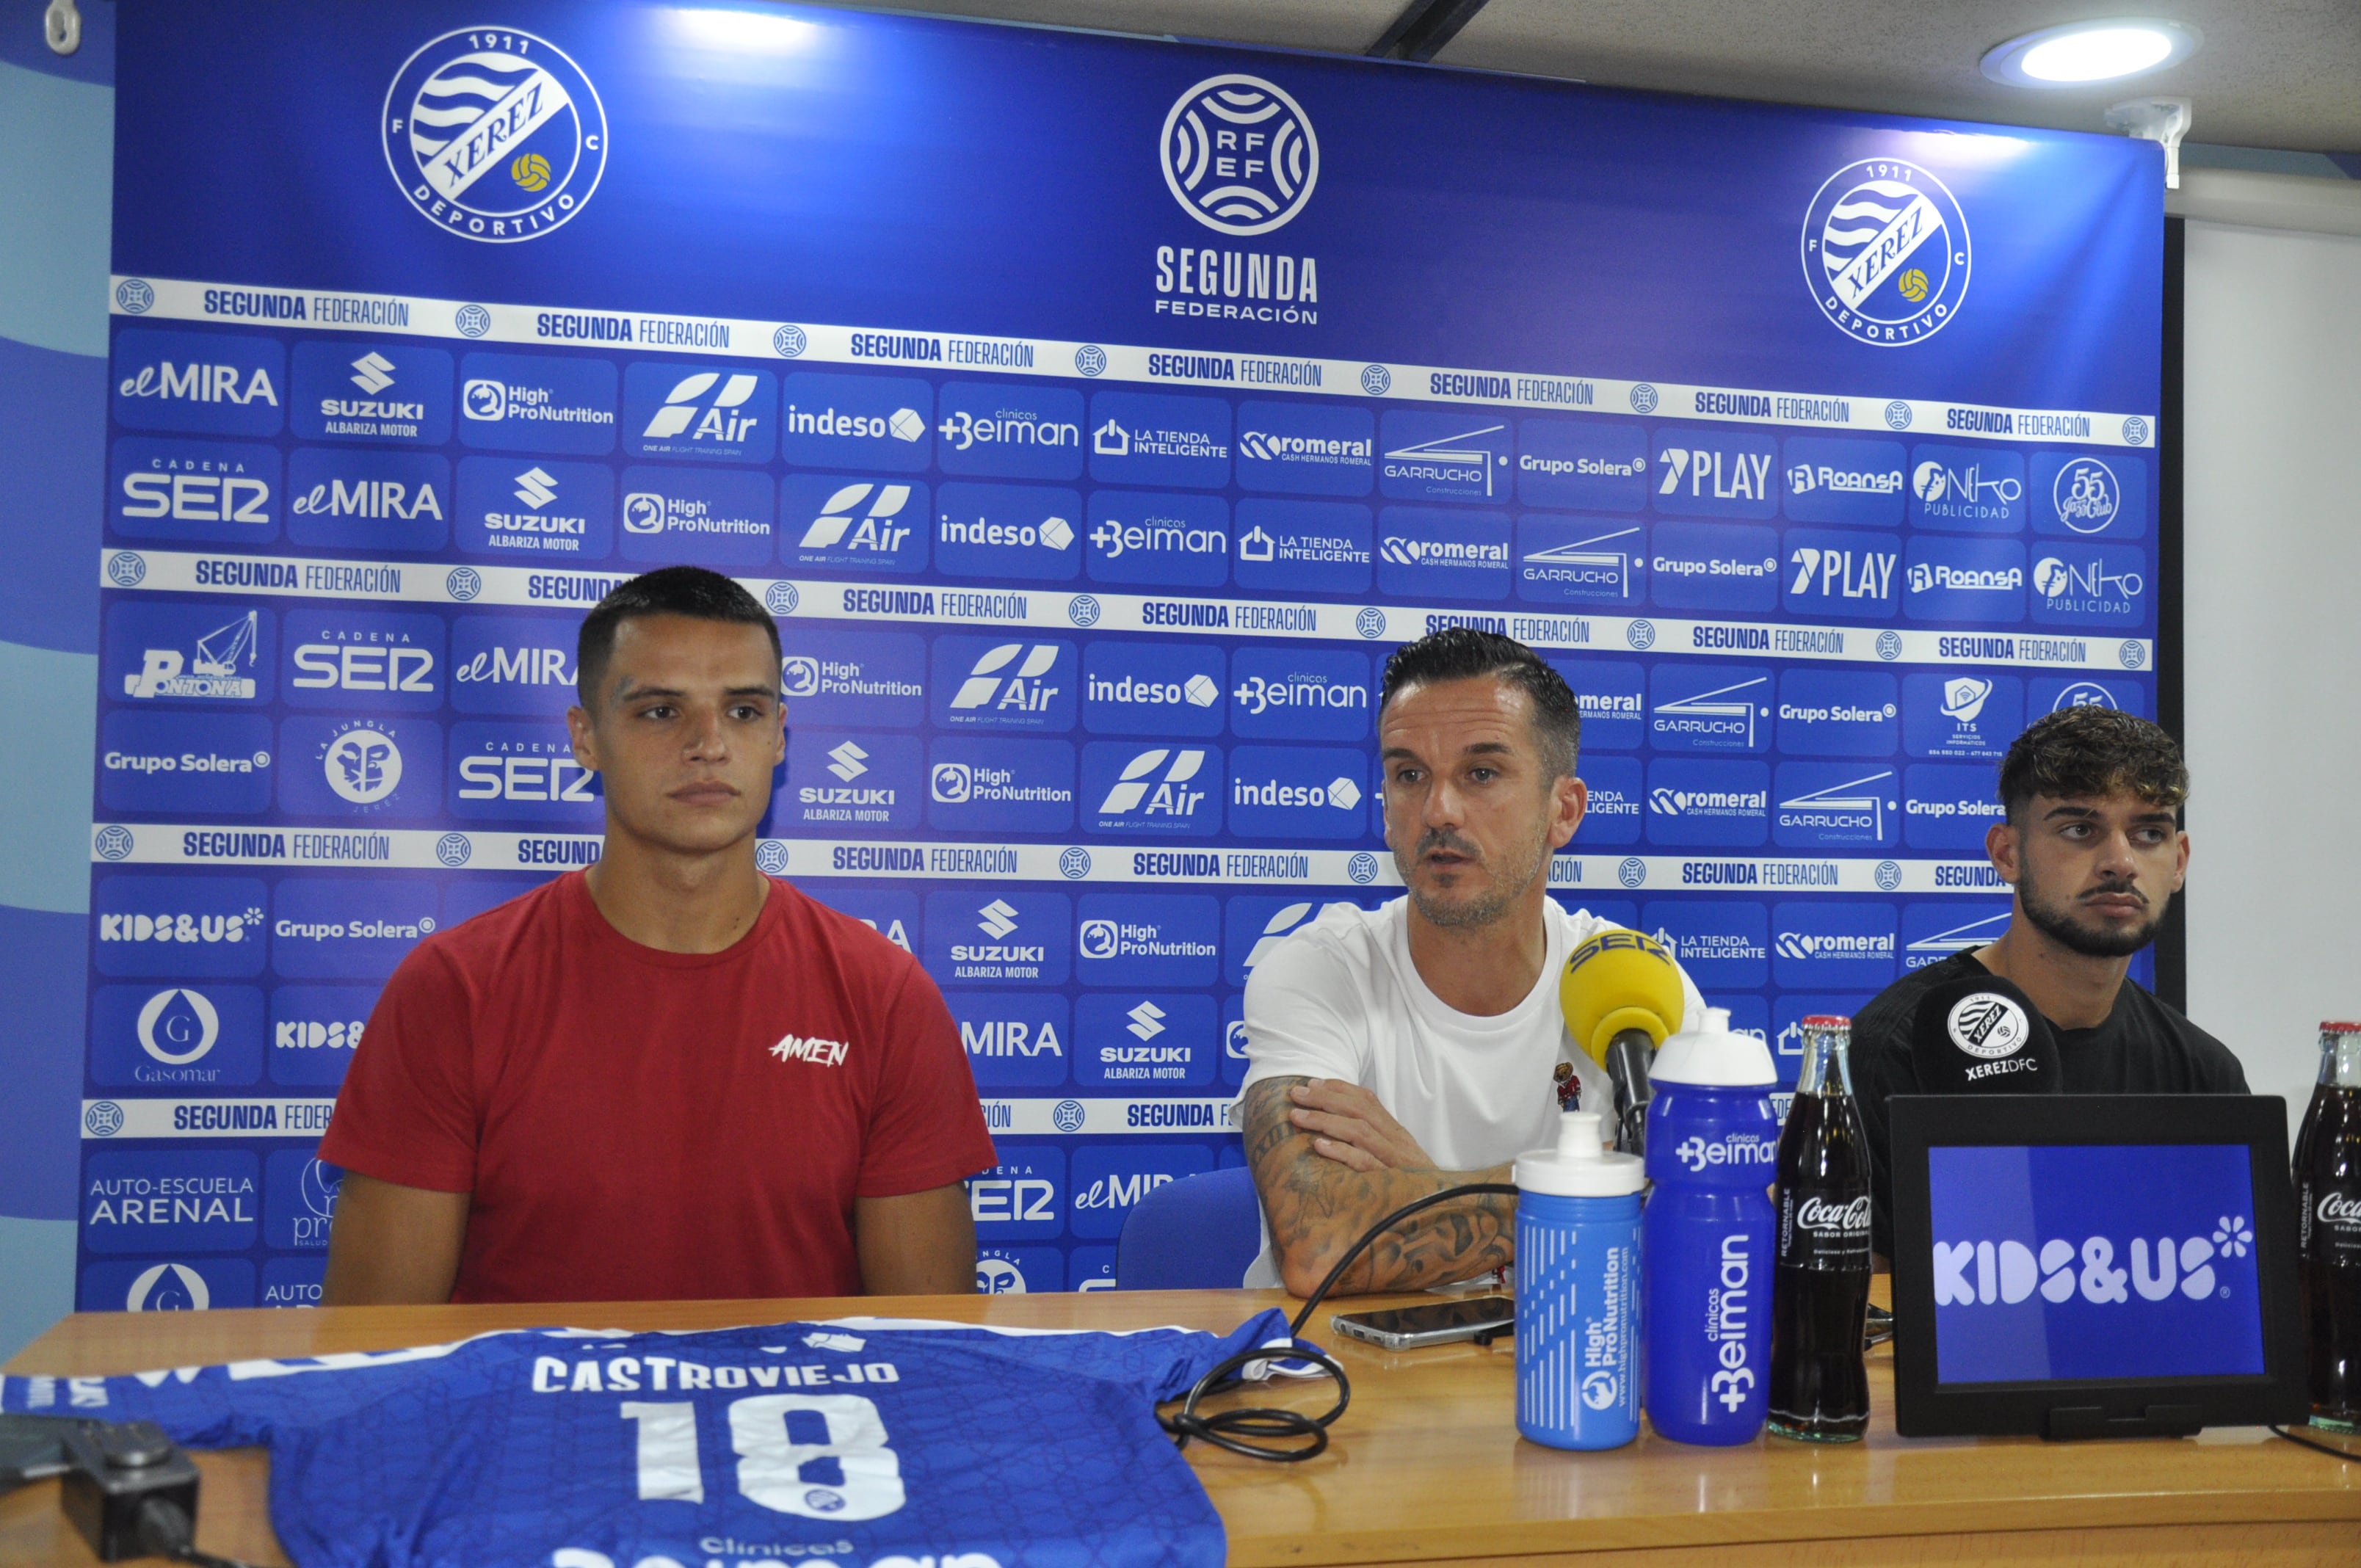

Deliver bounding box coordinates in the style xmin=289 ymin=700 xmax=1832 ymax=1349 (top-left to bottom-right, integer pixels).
xmin=1381 ymin=534 xmax=1507 ymax=567
xmin=382 ymin=26 xmax=608 ymax=242
xmin=1160 ymin=74 xmax=1319 ymax=236
xmin=123 ymin=610 xmax=262 ymax=701
xmin=1233 ymin=400 xmax=1373 ymax=497
xmin=1377 ymin=509 xmax=1512 ymax=600
xmin=1771 ymin=901 xmax=1897 ymax=986
xmin=1650 ymin=785 xmax=1769 ymax=817
xmin=1934 ymin=1230 xmax=2237 ymax=1307
xmin=641 ymin=371 xmax=761 ymax=443
xmin=1801 ymin=158 xmax=1971 ymax=346
xmin=1909 ymin=446 xmax=2023 ymax=529
xmin=799 ymin=482 xmax=916 ymax=553
xmin=1774 ymin=929 xmax=1895 ymax=961
xmin=1644 ymin=761 xmax=1771 ymax=849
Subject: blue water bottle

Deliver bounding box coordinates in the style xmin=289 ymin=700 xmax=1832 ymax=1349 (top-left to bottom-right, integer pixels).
xmin=1642 ymin=1005 xmax=1780 ymax=1445
xmin=1515 ymin=1108 xmax=1644 ymax=1450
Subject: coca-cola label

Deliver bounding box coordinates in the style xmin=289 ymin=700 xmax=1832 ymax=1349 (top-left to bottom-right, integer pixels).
xmin=2315 ymin=1186 xmax=2361 ymax=1266
xmin=1779 ymin=1186 xmax=1871 ymax=1270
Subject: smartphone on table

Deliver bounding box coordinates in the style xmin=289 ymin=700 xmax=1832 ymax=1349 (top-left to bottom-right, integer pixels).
xmin=1330 ymin=1295 xmax=1515 ymax=1351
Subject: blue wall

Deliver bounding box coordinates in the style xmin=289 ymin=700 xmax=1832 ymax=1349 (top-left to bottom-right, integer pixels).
xmin=0 ymin=0 xmax=114 ymax=1358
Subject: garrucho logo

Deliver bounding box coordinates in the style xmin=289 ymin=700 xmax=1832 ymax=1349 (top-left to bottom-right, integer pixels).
xmin=1801 ymin=158 xmax=1970 ymax=346
xmin=382 ymin=27 xmax=607 ymax=242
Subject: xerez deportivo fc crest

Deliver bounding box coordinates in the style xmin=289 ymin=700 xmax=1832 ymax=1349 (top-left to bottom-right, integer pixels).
xmin=1801 ymin=158 xmax=1970 ymax=346
xmin=383 ymin=27 xmax=607 ymax=242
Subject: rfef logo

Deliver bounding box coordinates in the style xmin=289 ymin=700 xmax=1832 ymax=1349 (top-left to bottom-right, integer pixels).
xmin=1160 ymin=75 xmax=1319 ymax=236
xmin=382 ymin=26 xmax=608 ymax=242
xmin=1801 ymin=158 xmax=1971 ymax=346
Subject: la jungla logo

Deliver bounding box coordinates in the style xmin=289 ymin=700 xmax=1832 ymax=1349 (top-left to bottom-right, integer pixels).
xmin=382 ymin=27 xmax=607 ymax=242
xmin=1799 ymin=157 xmax=1971 ymax=346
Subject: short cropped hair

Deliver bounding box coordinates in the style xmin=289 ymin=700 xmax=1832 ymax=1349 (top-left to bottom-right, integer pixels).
xmin=1377 ymin=627 xmax=1581 ymax=779
xmin=1997 ymin=705 xmax=2189 ymax=824
xmin=576 ymin=566 xmax=781 ymax=705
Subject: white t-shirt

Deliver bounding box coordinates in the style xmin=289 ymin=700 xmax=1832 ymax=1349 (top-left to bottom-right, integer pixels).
xmin=1236 ymin=896 xmax=1706 ymax=1288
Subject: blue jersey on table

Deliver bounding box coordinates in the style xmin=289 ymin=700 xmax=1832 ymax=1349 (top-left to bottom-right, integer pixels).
xmin=1 ymin=1310 xmax=1296 ymax=1568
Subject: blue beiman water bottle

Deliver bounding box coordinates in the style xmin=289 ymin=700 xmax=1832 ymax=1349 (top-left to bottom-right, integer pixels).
xmin=1642 ymin=1005 xmax=1780 ymax=1445
xmin=1516 ymin=1108 xmax=1645 ymax=1450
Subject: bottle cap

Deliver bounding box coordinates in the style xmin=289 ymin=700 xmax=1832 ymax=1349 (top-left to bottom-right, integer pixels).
xmin=1515 ymin=1108 xmax=1645 ymax=1197
xmin=1650 ymin=1004 xmax=1777 ymax=1087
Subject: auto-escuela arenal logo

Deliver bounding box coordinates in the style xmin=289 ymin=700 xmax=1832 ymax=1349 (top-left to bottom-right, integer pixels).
xmin=1801 ymin=158 xmax=1970 ymax=346
xmin=383 ymin=28 xmax=607 ymax=242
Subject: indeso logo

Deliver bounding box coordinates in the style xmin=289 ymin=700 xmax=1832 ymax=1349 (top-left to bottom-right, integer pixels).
xmin=1160 ymin=75 xmax=1319 ymax=236
xmin=1934 ymin=1218 xmax=2252 ymax=1306
xmin=381 ymin=27 xmax=609 ymax=242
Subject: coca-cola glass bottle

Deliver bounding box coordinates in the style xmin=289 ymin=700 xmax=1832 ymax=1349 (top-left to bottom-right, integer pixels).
xmin=2300 ymin=1020 xmax=2361 ymax=1431
xmin=1768 ymin=1015 xmax=1872 ymax=1442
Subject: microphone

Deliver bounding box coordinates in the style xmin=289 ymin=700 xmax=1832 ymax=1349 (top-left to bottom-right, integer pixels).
xmin=1560 ymin=929 xmax=1687 ymax=1154
xmin=1907 ymin=971 xmax=2062 ymax=1094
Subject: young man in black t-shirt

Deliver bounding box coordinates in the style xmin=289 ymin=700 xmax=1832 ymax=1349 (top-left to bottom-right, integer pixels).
xmin=1852 ymin=706 xmax=2248 ymax=1255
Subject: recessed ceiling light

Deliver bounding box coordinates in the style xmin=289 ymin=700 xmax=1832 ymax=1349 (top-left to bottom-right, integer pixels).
xmin=1981 ymin=18 xmax=2202 ymax=88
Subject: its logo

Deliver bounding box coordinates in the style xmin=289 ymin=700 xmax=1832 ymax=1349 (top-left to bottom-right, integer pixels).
xmin=797 ymin=482 xmax=914 ymax=552
xmin=1942 ymin=677 xmax=1993 ymax=722
xmin=642 ymin=371 xmax=762 ymax=443
xmin=1802 ymin=158 xmax=1970 ymax=346
xmin=1946 ymin=992 xmax=2029 ymax=1059
xmin=136 ymin=989 xmax=220 ymax=1066
xmin=1096 ymin=748 xmax=1211 ymax=816
xmin=382 ymin=27 xmax=607 ymax=242
xmin=124 ymin=1262 xmax=211 ymax=1313
xmin=1160 ymin=74 xmax=1319 ymax=236
xmin=2053 ymin=458 xmax=2121 ymax=533
xmin=323 ymin=725 xmax=404 ymax=805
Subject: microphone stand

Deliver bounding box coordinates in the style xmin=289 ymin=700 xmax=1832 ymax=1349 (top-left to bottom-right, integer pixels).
xmin=1603 ymin=1028 xmax=1655 ymax=1155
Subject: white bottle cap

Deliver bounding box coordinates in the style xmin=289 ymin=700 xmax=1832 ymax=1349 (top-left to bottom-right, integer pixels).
xmin=1515 ymin=1108 xmax=1645 ymax=1197
xmin=1650 ymin=1004 xmax=1777 ymax=1087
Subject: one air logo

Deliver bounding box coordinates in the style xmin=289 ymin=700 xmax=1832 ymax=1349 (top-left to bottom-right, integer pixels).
xmin=797 ymin=482 xmax=913 ymax=553
xmin=513 ymin=467 xmax=559 ymax=509
xmin=977 ymin=900 xmax=1020 ymax=940
xmin=825 ymin=741 xmax=868 ymax=782
xmin=950 ymin=644 xmax=1062 ymax=714
xmin=1126 ymin=1001 xmax=1167 ymax=1040
xmin=1934 ymin=1224 xmax=2246 ymax=1307
xmin=642 ymin=371 xmax=761 ymax=443
xmin=1244 ymin=901 xmax=1353 ymax=969
xmin=349 ymin=353 xmax=396 ymax=394
xmin=1097 ymin=748 xmax=1211 ymax=818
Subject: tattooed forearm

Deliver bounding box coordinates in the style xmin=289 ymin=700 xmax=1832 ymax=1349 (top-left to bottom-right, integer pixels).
xmin=1239 ymin=1076 xmax=1514 ymax=1297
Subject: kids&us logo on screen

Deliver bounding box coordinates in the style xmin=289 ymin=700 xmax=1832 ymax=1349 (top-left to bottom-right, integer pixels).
xmin=383 ymin=27 xmax=607 ymax=242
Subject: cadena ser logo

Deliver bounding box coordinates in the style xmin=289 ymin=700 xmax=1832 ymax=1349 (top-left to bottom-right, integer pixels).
xmin=1801 ymin=158 xmax=1970 ymax=346
xmin=1161 ymin=75 xmax=1319 ymax=236
xmin=382 ymin=27 xmax=607 ymax=242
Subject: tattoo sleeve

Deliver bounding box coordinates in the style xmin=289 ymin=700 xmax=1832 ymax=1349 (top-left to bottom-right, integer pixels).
xmin=1238 ymin=1075 xmax=1515 ymax=1296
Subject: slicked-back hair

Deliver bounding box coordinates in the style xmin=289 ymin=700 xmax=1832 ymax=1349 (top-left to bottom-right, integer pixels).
xmin=575 ymin=565 xmax=781 ymax=707
xmin=1377 ymin=627 xmax=1581 ymax=780
xmin=1997 ymin=705 xmax=2189 ymax=824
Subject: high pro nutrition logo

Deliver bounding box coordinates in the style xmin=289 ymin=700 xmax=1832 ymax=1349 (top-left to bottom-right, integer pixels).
xmin=1160 ymin=75 xmax=1319 ymax=236
xmin=1800 ymin=159 xmax=1970 ymax=346
xmin=382 ymin=28 xmax=607 ymax=242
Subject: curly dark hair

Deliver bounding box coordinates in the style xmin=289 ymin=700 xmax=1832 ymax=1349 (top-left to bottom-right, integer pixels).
xmin=1997 ymin=705 xmax=2188 ymax=824
xmin=1378 ymin=627 xmax=1581 ymax=779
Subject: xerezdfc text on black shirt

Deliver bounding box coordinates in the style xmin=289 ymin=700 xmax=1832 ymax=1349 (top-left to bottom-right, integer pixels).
xmin=1849 ymin=950 xmax=2250 ymax=1256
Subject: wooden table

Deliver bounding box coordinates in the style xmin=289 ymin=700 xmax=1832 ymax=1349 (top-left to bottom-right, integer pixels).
xmin=6 ymin=1287 xmax=2359 ymax=1567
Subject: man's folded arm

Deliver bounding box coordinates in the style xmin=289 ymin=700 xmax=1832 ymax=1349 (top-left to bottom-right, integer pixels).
xmin=1238 ymin=1075 xmax=1513 ymax=1299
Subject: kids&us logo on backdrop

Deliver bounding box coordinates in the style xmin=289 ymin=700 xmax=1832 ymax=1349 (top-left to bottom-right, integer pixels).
xmin=382 ymin=26 xmax=609 ymax=242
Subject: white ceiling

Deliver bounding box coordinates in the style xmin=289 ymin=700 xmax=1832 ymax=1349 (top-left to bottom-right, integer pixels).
xmin=876 ymin=0 xmax=2361 ymax=153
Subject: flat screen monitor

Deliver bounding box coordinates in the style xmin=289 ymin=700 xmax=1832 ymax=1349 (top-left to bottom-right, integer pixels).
xmin=1888 ymin=1095 xmax=2306 ymax=1438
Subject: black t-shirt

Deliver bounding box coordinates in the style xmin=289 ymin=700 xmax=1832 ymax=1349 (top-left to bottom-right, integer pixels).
xmin=1850 ymin=949 xmax=2250 ymax=1255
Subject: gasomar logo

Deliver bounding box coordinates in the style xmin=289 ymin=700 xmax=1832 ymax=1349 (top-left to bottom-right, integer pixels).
xmin=1161 ymin=75 xmax=1319 ymax=236
xmin=382 ymin=28 xmax=607 ymax=242
xmin=1801 ymin=159 xmax=1970 ymax=346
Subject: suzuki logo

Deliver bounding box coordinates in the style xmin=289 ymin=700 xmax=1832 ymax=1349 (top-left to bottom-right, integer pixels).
xmin=824 ymin=741 xmax=868 ymax=782
xmin=977 ymin=900 xmax=1020 ymax=940
xmin=512 ymin=466 xmax=559 ymax=509
xmin=349 ymin=352 xmax=396 ymax=394
xmin=1125 ymin=1001 xmax=1167 ymax=1040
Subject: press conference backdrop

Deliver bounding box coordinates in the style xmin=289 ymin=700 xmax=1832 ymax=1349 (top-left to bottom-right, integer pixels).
xmin=77 ymin=0 xmax=2162 ymax=1309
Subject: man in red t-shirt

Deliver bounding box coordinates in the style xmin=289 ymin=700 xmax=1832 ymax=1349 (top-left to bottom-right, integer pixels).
xmin=319 ymin=567 xmax=996 ymax=1304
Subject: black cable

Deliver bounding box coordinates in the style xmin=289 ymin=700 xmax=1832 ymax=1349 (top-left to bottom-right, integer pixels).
xmin=1159 ymin=1180 xmax=1517 ymax=1462
xmin=2271 ymin=1423 xmax=2361 ymax=1462
xmin=137 ymin=1495 xmax=258 ymax=1568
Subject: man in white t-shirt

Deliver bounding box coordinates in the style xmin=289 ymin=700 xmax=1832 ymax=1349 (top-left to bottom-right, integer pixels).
xmin=1238 ymin=628 xmax=1704 ymax=1295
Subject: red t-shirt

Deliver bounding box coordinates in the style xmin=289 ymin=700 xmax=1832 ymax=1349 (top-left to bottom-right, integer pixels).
xmin=319 ymin=872 xmax=997 ymax=1302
